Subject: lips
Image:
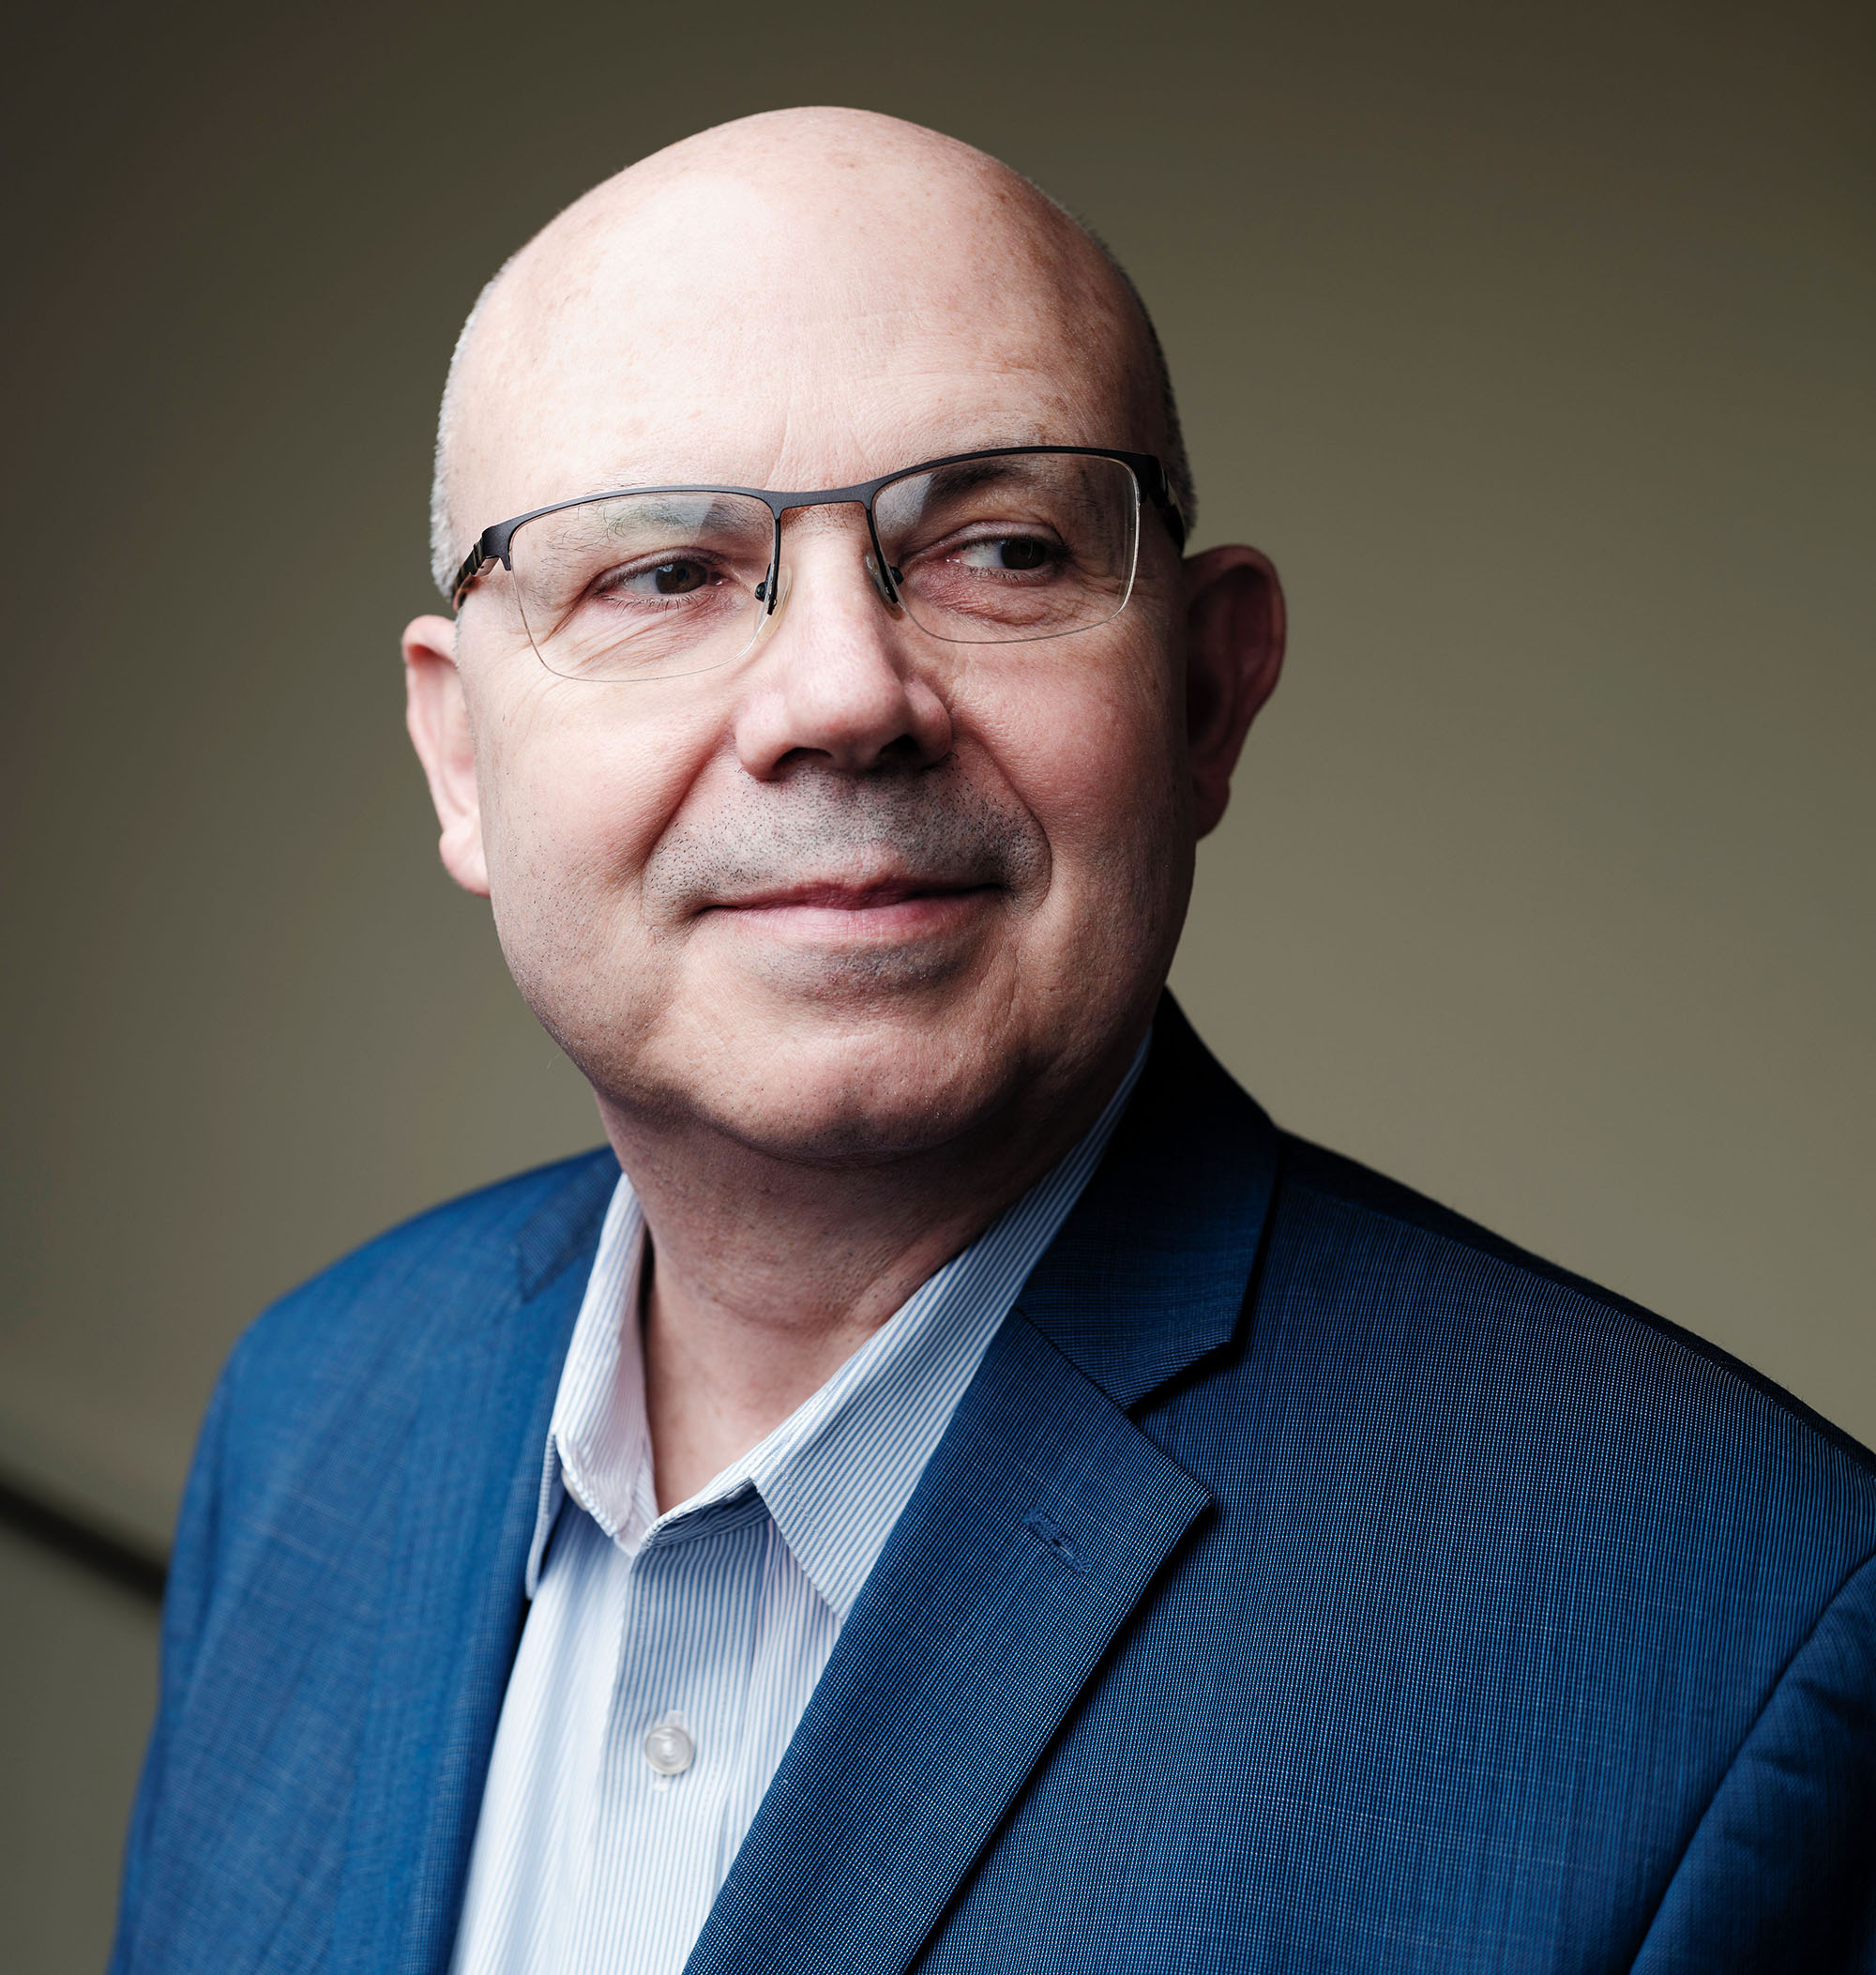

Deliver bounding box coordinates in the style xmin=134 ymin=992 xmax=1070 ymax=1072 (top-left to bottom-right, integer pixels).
xmin=708 ymin=877 xmax=985 ymax=914
xmin=696 ymin=874 xmax=996 ymax=952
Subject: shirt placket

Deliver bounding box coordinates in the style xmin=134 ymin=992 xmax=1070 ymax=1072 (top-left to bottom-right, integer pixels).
xmin=567 ymin=1494 xmax=771 ymax=1975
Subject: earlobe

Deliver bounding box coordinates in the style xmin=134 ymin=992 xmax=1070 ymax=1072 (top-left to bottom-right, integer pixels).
xmin=1182 ymin=545 xmax=1286 ymax=838
xmin=402 ymin=614 xmax=491 ymax=897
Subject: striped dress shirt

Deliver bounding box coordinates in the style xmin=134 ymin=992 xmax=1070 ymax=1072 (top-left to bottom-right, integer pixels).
xmin=448 ymin=1041 xmax=1148 ymax=1975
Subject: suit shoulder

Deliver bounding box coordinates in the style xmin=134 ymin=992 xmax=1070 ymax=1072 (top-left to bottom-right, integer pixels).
xmin=1271 ymin=1130 xmax=1876 ymax=1482
xmin=228 ymin=1146 xmax=617 ymax=1392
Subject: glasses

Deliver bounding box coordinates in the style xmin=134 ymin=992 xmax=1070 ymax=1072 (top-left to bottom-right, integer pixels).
xmin=450 ymin=447 xmax=1186 ymax=683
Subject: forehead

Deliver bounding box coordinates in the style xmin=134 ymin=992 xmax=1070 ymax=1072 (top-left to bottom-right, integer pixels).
xmin=455 ymin=169 xmax=1148 ymax=525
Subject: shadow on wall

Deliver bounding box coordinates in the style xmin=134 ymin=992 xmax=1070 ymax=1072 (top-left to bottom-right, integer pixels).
xmin=0 ymin=1517 xmax=159 ymax=1975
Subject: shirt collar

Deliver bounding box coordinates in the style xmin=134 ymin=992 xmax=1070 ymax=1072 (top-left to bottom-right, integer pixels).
xmin=527 ymin=1036 xmax=1150 ymax=1614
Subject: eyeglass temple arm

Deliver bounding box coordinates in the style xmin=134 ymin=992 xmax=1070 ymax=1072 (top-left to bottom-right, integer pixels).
xmin=1139 ymin=458 xmax=1187 ymax=552
xmin=450 ymin=548 xmax=486 ymax=607
xmin=451 ymin=520 xmax=518 ymax=609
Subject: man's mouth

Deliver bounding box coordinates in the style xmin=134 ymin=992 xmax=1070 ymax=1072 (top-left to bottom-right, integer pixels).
xmin=714 ymin=877 xmax=980 ymax=911
xmin=703 ymin=875 xmax=995 ymax=940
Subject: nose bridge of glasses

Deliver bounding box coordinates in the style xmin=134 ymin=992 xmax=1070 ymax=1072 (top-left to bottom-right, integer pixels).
xmin=769 ymin=493 xmax=900 ymax=610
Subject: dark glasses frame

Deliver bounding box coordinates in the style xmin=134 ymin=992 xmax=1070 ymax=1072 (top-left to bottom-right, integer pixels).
xmin=449 ymin=445 xmax=1187 ymax=611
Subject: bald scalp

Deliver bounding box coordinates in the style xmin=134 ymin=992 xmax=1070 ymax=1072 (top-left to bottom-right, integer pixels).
xmin=429 ymin=107 xmax=1193 ymax=596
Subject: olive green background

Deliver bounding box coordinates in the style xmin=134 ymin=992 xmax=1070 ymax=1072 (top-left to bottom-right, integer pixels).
xmin=3 ymin=0 xmax=1870 ymax=1965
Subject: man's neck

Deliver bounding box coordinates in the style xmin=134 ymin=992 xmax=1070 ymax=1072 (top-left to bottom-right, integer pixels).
xmin=598 ymin=1040 xmax=1142 ymax=1512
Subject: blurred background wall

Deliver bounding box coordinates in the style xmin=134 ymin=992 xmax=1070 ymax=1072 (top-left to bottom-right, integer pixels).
xmin=2 ymin=0 xmax=1869 ymax=1963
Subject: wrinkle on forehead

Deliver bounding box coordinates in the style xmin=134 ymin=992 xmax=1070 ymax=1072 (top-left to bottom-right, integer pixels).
xmin=437 ymin=109 xmax=1165 ymax=569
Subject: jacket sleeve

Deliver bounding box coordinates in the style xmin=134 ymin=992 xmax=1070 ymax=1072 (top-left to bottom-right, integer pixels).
xmin=107 ymin=1345 xmax=241 ymax=1973
xmin=1631 ymin=1545 xmax=1876 ymax=1974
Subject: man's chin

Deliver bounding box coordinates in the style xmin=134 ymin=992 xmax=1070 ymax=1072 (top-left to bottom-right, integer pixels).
xmin=600 ymin=997 xmax=1033 ymax=1172
xmin=690 ymin=896 xmax=1000 ymax=1002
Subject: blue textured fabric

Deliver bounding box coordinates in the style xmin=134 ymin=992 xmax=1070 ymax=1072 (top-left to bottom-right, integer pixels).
xmin=111 ymin=999 xmax=1876 ymax=1973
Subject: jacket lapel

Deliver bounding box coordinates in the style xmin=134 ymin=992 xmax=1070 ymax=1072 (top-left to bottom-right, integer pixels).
xmin=685 ymin=998 xmax=1278 ymax=1975
xmin=330 ymin=1151 xmax=616 ymax=1974
xmin=1018 ymin=995 xmax=1278 ymax=1403
xmin=684 ymin=1312 xmax=1209 ymax=1975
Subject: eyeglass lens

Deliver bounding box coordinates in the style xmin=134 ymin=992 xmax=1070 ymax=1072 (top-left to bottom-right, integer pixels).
xmin=501 ymin=450 xmax=1142 ymax=682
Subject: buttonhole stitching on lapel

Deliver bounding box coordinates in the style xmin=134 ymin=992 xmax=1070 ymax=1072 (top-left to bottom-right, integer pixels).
xmin=1022 ymin=1509 xmax=1089 ymax=1574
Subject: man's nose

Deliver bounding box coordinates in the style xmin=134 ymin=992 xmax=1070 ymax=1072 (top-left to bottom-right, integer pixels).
xmin=733 ymin=523 xmax=954 ymax=781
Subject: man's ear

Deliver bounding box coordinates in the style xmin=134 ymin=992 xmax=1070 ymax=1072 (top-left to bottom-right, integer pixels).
xmin=402 ymin=614 xmax=491 ymax=897
xmin=1182 ymin=545 xmax=1286 ymax=838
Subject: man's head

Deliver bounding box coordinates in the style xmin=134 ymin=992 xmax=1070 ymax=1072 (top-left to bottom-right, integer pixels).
xmin=404 ymin=107 xmax=1282 ymax=1172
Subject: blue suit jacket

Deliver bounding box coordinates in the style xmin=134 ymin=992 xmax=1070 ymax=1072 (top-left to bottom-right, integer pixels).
xmin=113 ymin=1001 xmax=1876 ymax=1971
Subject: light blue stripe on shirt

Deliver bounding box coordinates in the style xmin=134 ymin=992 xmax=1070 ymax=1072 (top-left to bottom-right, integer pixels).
xmin=449 ymin=1038 xmax=1148 ymax=1975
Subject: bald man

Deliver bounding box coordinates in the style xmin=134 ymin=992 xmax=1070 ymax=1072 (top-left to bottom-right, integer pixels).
xmin=113 ymin=110 xmax=1874 ymax=1975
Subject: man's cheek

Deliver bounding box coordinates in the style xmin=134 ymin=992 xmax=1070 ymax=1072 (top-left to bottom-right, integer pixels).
xmin=492 ymin=738 xmax=658 ymax=881
xmin=1005 ymin=726 xmax=1172 ymax=857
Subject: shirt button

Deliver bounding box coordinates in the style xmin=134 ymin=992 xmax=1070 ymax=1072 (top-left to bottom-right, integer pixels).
xmin=643 ymin=1712 xmax=694 ymax=1776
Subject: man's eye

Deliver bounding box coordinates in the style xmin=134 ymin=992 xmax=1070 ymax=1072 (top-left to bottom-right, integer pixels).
xmin=953 ymin=536 xmax=1056 ymax=572
xmin=604 ymin=559 xmax=712 ymax=598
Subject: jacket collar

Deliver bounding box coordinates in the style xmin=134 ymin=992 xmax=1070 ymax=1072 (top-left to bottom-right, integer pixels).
xmin=331 ymin=1149 xmax=618 ymax=1974
xmin=1019 ymin=993 xmax=1278 ymax=1405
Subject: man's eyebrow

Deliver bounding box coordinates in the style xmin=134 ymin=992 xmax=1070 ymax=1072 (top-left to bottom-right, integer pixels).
xmin=575 ymin=472 xmax=722 ymax=497
xmin=568 ymin=434 xmax=1062 ymax=500
xmin=911 ymin=458 xmax=1032 ymax=494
